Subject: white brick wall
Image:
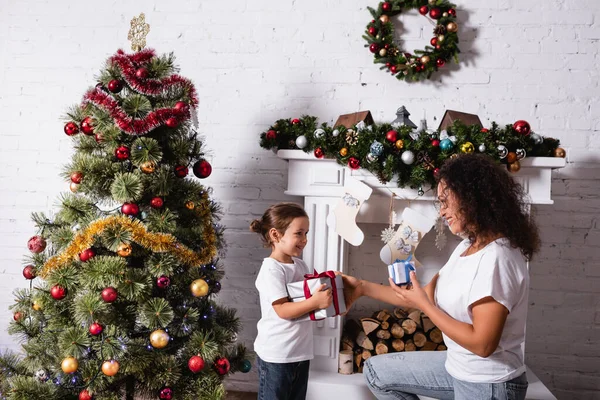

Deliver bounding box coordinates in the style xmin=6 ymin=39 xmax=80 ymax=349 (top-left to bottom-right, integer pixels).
xmin=1 ymin=0 xmax=598 ymax=397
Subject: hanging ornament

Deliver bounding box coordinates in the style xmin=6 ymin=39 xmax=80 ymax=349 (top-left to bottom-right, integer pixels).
xmin=64 ymin=122 xmax=79 ymax=136
xmin=212 ymin=281 xmax=222 ymax=294
xmin=35 ymin=369 xmax=49 ymax=382
xmin=23 ymin=265 xmax=36 ymax=280
xmin=51 ymin=285 xmax=67 ymax=300
xmin=174 ymin=165 xmax=188 ymax=178
xmin=370 ymin=141 xmax=384 ymax=157
xmin=295 ymin=135 xmax=308 ymax=149
xmin=386 ymin=130 xmax=398 ymax=142
xmin=108 ymin=79 xmax=123 ymax=93
xmin=314 ymin=128 xmax=327 ymax=139
xmin=27 ymin=235 xmax=47 ymax=253
xmin=418 ymin=187 xmax=425 ymax=196
xmin=379 ymin=48 xmax=387 ymax=57
xmin=478 ymin=144 xmax=486 ymax=152
xmin=433 ymin=167 xmax=441 ymax=178
xmin=165 ymin=117 xmax=179 ymax=128
xmin=554 ymin=147 xmax=566 ymax=158
xmin=193 ymin=160 xmax=212 ymax=179
xmin=32 ymin=300 xmax=42 ymax=311
xmin=513 ymin=120 xmax=531 ymax=136
xmin=101 ymin=287 xmax=118 ymax=303
xmin=150 ymin=197 xmax=164 ymax=208
xmin=117 ymin=243 xmax=132 ymax=257
xmin=121 ymin=202 xmax=139 ymax=216
xmin=80 ymin=117 xmax=94 ymax=135
xmin=460 ymin=142 xmax=475 ymax=153
xmin=313 ymin=147 xmax=324 ymax=159
xmin=140 ymin=161 xmax=157 ymax=174
xmin=401 ymin=150 xmax=415 ymax=165
xmin=89 ymin=322 xmax=103 ymax=336
xmin=497 ymin=145 xmax=508 ymax=158
xmin=531 ymin=133 xmax=543 ymax=145
xmin=382 ymin=1 xmax=391 ymax=11
xmin=348 ymin=157 xmax=360 ymax=170
xmin=188 ymin=355 xmax=205 ymax=373
xmin=115 ymin=146 xmax=130 ymax=160
xmin=70 ymin=182 xmax=80 ymax=193
xmin=516 ymin=148 xmax=526 ymax=160
xmin=448 ymin=8 xmax=456 ymax=16
xmin=339 ymin=147 xmax=348 ymax=157
xmin=506 ymin=152 xmax=518 ymax=164
xmin=185 ymin=201 xmax=195 ymax=210
xmin=70 ymin=171 xmax=84 ymax=184
xmin=157 ymin=275 xmax=171 ymax=289
xmin=79 ymin=248 xmax=96 ymax=262
xmin=369 ymin=43 xmax=379 ymax=53
xmin=265 ymin=130 xmax=277 ymax=140
xmin=420 ymin=55 xmax=431 ymax=64
xmin=508 ymin=161 xmax=521 ymax=173
xmin=135 ymin=67 xmax=149 ymax=79
xmin=291 ymin=118 xmax=301 ymax=125
xmin=240 ymin=359 xmax=252 ymax=373
xmin=61 ymin=357 xmax=79 ymax=374
xmin=159 ymin=387 xmax=174 ymax=400
xmin=368 ymin=26 xmax=377 ymax=36
xmin=332 ymin=129 xmax=340 ymax=137
xmin=190 ymin=278 xmax=209 ymax=297
xmin=95 ymin=133 xmax=104 ymax=143
xmin=395 ymin=139 xmax=404 ymax=149
xmin=429 ymin=8 xmax=442 ymax=19
xmin=443 ymin=12 xmax=449 ymax=17
xmin=150 ymin=329 xmax=170 ymax=349
xmin=174 ymin=101 xmax=188 ymax=111
xmin=446 ymin=22 xmax=458 ymax=33
xmin=436 ymin=58 xmax=446 ymax=67
xmin=430 ymin=37 xmax=438 ymax=46
xmin=366 ymin=153 xmax=377 ymax=163
xmin=439 ymin=139 xmax=453 ymax=151
xmin=431 ymin=139 xmax=440 ymax=147
xmin=13 ymin=311 xmax=24 ymax=321
xmin=346 ymin=129 xmax=358 ymax=145
xmin=79 ymin=389 xmax=93 ymax=400
xmin=214 ymin=357 xmax=231 ymax=375
xmin=419 ymin=5 xmax=429 ymax=15
xmin=101 ymin=360 xmax=120 ymax=376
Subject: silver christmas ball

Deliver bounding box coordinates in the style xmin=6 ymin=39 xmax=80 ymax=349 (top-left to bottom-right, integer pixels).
xmin=478 ymin=144 xmax=486 ymax=152
xmin=531 ymin=133 xmax=543 ymax=145
xmin=295 ymin=135 xmax=308 ymax=149
xmin=332 ymin=129 xmax=340 ymax=137
xmin=497 ymin=145 xmax=508 ymax=159
xmin=366 ymin=153 xmax=377 ymax=163
xmin=516 ymin=148 xmax=526 ymax=160
xmin=314 ymin=128 xmax=325 ymax=138
xmin=401 ymin=150 xmax=415 ymax=165
xmin=35 ymin=369 xmax=49 ymax=382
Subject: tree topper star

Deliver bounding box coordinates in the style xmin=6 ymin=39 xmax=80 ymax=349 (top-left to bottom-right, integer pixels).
xmin=128 ymin=13 xmax=150 ymax=52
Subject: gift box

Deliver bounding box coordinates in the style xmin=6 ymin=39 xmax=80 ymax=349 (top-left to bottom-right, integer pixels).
xmin=286 ymin=270 xmax=346 ymax=321
xmin=388 ymin=255 xmax=415 ymax=286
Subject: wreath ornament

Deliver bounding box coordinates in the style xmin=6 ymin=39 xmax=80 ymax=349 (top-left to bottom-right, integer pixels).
xmin=364 ymin=0 xmax=460 ymax=81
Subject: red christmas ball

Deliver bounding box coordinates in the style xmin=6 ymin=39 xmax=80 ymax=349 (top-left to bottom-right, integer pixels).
xmin=430 ymin=37 xmax=438 ymax=46
xmin=431 ymin=139 xmax=440 ymax=147
xmin=390 ymin=65 xmax=398 ymax=73
xmin=433 ymin=168 xmax=441 ymax=178
xmin=265 ymin=130 xmax=277 ymax=140
xmin=188 ymin=355 xmax=205 ymax=373
xmin=368 ymin=26 xmax=377 ymax=36
xmin=419 ymin=5 xmax=429 ymax=15
xmin=429 ymin=7 xmax=442 ymax=19
xmin=214 ymin=357 xmax=231 ymax=375
xmin=135 ymin=67 xmax=148 ymax=79
xmin=481 ymin=128 xmax=489 ymax=133
xmin=115 ymin=146 xmax=130 ymax=161
xmin=79 ymin=389 xmax=93 ymax=400
xmin=79 ymin=248 xmax=96 ymax=262
xmin=157 ymin=275 xmax=171 ymax=289
xmin=108 ymin=79 xmax=123 ymax=93
xmin=23 ymin=265 xmax=36 ymax=280
xmin=101 ymin=287 xmax=118 ymax=303
xmin=64 ymin=122 xmax=79 ymax=136
xmin=174 ymin=165 xmax=188 ymax=178
xmin=50 ymin=285 xmax=67 ymax=300
xmin=121 ymin=202 xmax=140 ymax=216
xmin=174 ymin=101 xmax=188 ymax=111
xmin=28 ymin=236 xmax=47 ymax=253
xmin=13 ymin=312 xmax=24 ymax=321
xmin=150 ymin=197 xmax=164 ymax=208
xmin=95 ymin=133 xmax=104 ymax=143
xmin=193 ymin=160 xmax=212 ymax=179
xmin=291 ymin=118 xmax=300 ymax=125
xmin=159 ymin=387 xmax=173 ymax=400
xmin=89 ymin=322 xmax=103 ymax=336
xmin=314 ymin=148 xmax=324 ymax=159
xmin=369 ymin=43 xmax=379 ymax=53
xmin=436 ymin=58 xmax=446 ymax=67
xmin=71 ymin=171 xmax=83 ymax=184
xmin=448 ymin=8 xmax=456 ymax=16
xmin=435 ymin=44 xmax=441 ymax=50
xmin=348 ymin=157 xmax=360 ymax=170
xmin=513 ymin=120 xmax=531 ymax=136
xmin=386 ymin=130 xmax=397 ymax=143
xmin=165 ymin=117 xmax=179 ymax=128
xmin=80 ymin=117 xmax=94 ymax=135
xmin=382 ymin=2 xmax=391 ymax=11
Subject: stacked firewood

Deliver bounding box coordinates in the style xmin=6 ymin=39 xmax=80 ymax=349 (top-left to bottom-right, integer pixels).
xmin=341 ymin=308 xmax=446 ymax=373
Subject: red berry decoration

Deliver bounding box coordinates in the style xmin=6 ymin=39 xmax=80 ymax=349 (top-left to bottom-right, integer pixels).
xmin=448 ymin=8 xmax=456 ymax=16
xmin=174 ymin=165 xmax=188 ymax=178
xmin=436 ymin=58 xmax=446 ymax=67
xmin=51 ymin=285 xmax=67 ymax=300
xmin=291 ymin=118 xmax=300 ymax=125
xmin=64 ymin=122 xmax=79 ymax=136
xmin=89 ymin=322 xmax=103 ymax=336
xmin=513 ymin=120 xmax=531 ymax=136
xmin=390 ymin=65 xmax=398 ymax=73
xmin=314 ymin=148 xmax=324 ymax=159
xmin=27 ymin=235 xmax=47 ymax=253
xmin=369 ymin=43 xmax=379 ymax=53
xmin=80 ymin=117 xmax=94 ymax=135
xmin=368 ymin=26 xmax=377 ymax=36
xmin=429 ymin=7 xmax=442 ymax=19
xmin=101 ymin=287 xmax=118 ymax=303
xmin=192 ymin=160 xmax=212 ymax=179
xmin=107 ymin=79 xmax=123 ymax=93
xmin=386 ymin=130 xmax=397 ymax=143
xmin=115 ymin=146 xmax=130 ymax=161
xmin=265 ymin=129 xmax=277 ymax=140
xmin=23 ymin=265 xmax=36 ymax=280
xmin=382 ymin=2 xmax=391 ymax=11
xmin=430 ymin=37 xmax=438 ymax=46
xmin=121 ymin=202 xmax=139 ymax=216
xmin=165 ymin=117 xmax=179 ymax=128
xmin=174 ymin=101 xmax=188 ymax=110
xmin=157 ymin=275 xmax=171 ymax=289
xmin=419 ymin=5 xmax=429 ymax=15
xmin=135 ymin=67 xmax=148 ymax=79
xmin=79 ymin=248 xmax=96 ymax=262
xmin=13 ymin=312 xmax=24 ymax=321
xmin=79 ymin=389 xmax=93 ymax=400
xmin=433 ymin=168 xmax=441 ymax=178
xmin=159 ymin=387 xmax=173 ymax=400
xmin=214 ymin=357 xmax=231 ymax=375
xmin=71 ymin=171 xmax=83 ymax=184
xmin=188 ymin=355 xmax=205 ymax=373
xmin=150 ymin=197 xmax=164 ymax=209
xmin=431 ymin=139 xmax=440 ymax=147
xmin=348 ymin=157 xmax=360 ymax=170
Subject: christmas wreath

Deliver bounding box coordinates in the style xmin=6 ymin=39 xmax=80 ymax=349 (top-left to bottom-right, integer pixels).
xmin=259 ymin=117 xmax=564 ymax=192
xmin=364 ymin=0 xmax=460 ymax=81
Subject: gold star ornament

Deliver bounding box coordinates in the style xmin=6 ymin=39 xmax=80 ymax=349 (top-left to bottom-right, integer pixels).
xmin=128 ymin=13 xmax=150 ymax=52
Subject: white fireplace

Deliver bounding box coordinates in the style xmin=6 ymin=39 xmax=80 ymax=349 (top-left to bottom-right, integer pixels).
xmin=277 ymin=149 xmax=565 ymax=400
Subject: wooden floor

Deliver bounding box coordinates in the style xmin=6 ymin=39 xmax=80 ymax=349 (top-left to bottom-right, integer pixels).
xmin=226 ymin=391 xmax=257 ymax=400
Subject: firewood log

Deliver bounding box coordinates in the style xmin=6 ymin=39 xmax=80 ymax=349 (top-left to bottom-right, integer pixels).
xmin=401 ymin=318 xmax=417 ymax=335
xmin=413 ymin=331 xmax=427 ymax=348
xmin=437 ymin=344 xmax=447 ymax=351
xmin=407 ymin=309 xmax=422 ymax=328
xmin=376 ymin=329 xmax=391 ymax=340
xmin=338 ymin=350 xmax=354 ymax=374
xmin=361 ymin=349 xmax=373 ymax=360
xmin=375 ymin=340 xmax=389 ymax=355
xmin=357 ymin=331 xmax=374 ymax=350
xmin=392 ymin=339 xmax=405 ymax=352
xmin=380 ymin=321 xmax=390 ymax=330
xmin=421 ymin=341 xmax=438 ymax=351
xmin=360 ymin=317 xmax=381 ymax=335
xmin=421 ymin=314 xmax=435 ymax=333
xmin=405 ymin=339 xmax=417 ymax=351
xmin=373 ymin=309 xmax=392 ymax=322
xmin=391 ymin=323 xmax=405 ymax=339
xmin=429 ymin=327 xmax=443 ymax=344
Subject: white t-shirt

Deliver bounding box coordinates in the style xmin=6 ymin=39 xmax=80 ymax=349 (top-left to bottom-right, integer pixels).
xmin=254 ymin=257 xmax=314 ymax=363
xmin=435 ymin=238 xmax=529 ymax=383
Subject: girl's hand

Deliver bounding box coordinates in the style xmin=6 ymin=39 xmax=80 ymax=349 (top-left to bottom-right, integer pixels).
xmin=312 ymin=284 xmax=333 ymax=309
xmin=388 ymin=271 xmax=431 ymax=310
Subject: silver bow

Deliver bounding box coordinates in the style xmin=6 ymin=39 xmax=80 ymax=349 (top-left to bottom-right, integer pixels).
xmin=439 ymin=130 xmax=457 ymax=143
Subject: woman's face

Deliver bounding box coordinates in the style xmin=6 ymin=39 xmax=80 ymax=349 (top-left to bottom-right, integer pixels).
xmin=437 ymin=180 xmax=466 ymax=236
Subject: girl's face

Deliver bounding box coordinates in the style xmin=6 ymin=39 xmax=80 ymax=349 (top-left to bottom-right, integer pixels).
xmin=437 ymin=181 xmax=466 ymax=236
xmin=272 ymin=217 xmax=309 ymax=259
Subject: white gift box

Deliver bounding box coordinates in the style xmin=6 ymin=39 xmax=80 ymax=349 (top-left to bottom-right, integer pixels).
xmin=388 ymin=257 xmax=416 ymax=286
xmin=286 ymin=273 xmax=346 ymax=321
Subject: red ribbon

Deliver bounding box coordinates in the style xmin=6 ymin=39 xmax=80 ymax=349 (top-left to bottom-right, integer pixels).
xmin=302 ymin=270 xmax=340 ymax=321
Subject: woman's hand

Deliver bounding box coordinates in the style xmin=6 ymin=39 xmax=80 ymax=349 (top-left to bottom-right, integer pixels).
xmin=342 ymin=274 xmax=363 ymax=312
xmin=388 ymin=271 xmax=431 ymax=310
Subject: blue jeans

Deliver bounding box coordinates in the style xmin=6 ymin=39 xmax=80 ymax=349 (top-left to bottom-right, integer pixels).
xmin=364 ymin=351 xmax=528 ymax=400
xmin=257 ymin=356 xmax=310 ymax=400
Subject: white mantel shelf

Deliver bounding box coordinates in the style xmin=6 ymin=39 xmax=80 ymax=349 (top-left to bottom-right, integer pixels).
xmin=276 ymin=149 xmax=563 ymax=400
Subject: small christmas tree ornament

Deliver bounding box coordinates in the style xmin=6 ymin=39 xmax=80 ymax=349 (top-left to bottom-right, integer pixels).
xmin=240 ymin=359 xmax=252 ymax=373
xmin=79 ymin=389 xmax=93 ymax=400
xmin=188 ymin=355 xmax=205 ymax=373
xmin=89 ymin=322 xmax=103 ymax=336
xmin=150 ymin=197 xmax=164 ymax=208
xmin=80 ymin=117 xmax=94 ymax=135
xmin=508 ymin=161 xmax=521 ymax=173
xmin=157 ymin=275 xmax=171 ymax=289
xmin=121 ymin=202 xmax=139 ymax=216
xmin=108 ymin=79 xmax=123 ymax=93
xmin=117 ymin=243 xmax=132 ymax=257
xmin=460 ymin=142 xmax=475 ymax=153
xmin=28 ymin=235 xmax=47 ymax=253
xmin=214 ymin=357 xmax=230 ymax=375
xmin=159 ymin=387 xmax=173 ymax=400
xmin=174 ymin=165 xmax=188 ymax=178
xmin=174 ymin=101 xmax=188 ymax=110
xmin=513 ymin=120 xmax=531 ymax=136
xmin=101 ymin=287 xmax=118 ymax=303
xmin=295 ymin=135 xmax=308 ymax=149
xmin=150 ymin=329 xmax=170 ymax=349
xmin=61 ymin=356 xmax=79 ymax=374
xmin=265 ymin=129 xmax=277 ymax=140
xmin=554 ymin=147 xmax=566 ymax=158
xmin=314 ymin=147 xmax=324 ymax=159
xmin=64 ymin=122 xmax=79 ymax=136
xmin=212 ymin=281 xmax=222 ymax=294
xmin=70 ymin=182 xmax=80 ymax=193
xmin=79 ymin=248 xmax=96 ymax=262
xmin=51 ymin=285 xmax=67 ymax=300
xmin=190 ymin=278 xmax=209 ymax=297
xmin=13 ymin=311 xmax=24 ymax=321
xmin=165 ymin=117 xmax=179 ymax=128
xmin=135 ymin=67 xmax=149 ymax=79
xmin=70 ymin=171 xmax=83 ymax=184
xmin=23 ymin=265 xmax=36 ymax=280
xmin=35 ymin=369 xmax=49 ymax=382
xmin=32 ymin=300 xmax=42 ymax=311
xmin=192 ymin=160 xmax=212 ymax=179
xmin=326 ymin=176 xmax=373 ymax=246
xmin=115 ymin=146 xmax=131 ymax=160
xmin=291 ymin=118 xmax=300 ymax=125
xmin=140 ymin=160 xmax=157 ymax=173
xmin=101 ymin=360 xmax=120 ymax=376
xmin=185 ymin=201 xmax=195 ymax=210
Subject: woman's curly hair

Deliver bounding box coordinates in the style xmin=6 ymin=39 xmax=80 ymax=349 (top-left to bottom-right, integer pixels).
xmin=436 ymin=153 xmax=540 ymax=260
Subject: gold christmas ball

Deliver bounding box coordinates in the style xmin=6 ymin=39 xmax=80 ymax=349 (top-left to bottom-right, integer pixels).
xmin=101 ymin=360 xmax=120 ymax=377
xmin=32 ymin=300 xmax=42 ymax=311
xmin=506 ymin=152 xmax=518 ymax=164
xmin=69 ymin=182 xmax=79 ymax=193
xmin=140 ymin=160 xmax=157 ymax=174
xmin=438 ymin=34 xmax=445 ymax=42
xmin=460 ymin=142 xmax=475 ymax=153
xmin=185 ymin=201 xmax=195 ymax=210
xmin=339 ymin=147 xmax=348 ymax=157
xmin=554 ymin=147 xmax=566 ymax=158
xmin=443 ymin=12 xmax=449 ymax=17
xmin=420 ymin=55 xmax=431 ymax=64
xmin=379 ymin=48 xmax=387 ymax=57
xmin=446 ymin=22 xmax=458 ymax=33
xmin=508 ymin=161 xmax=521 ymax=173
xmin=379 ymin=15 xmax=389 ymax=24
xmin=150 ymin=329 xmax=170 ymax=349
xmin=190 ymin=278 xmax=209 ymax=297
xmin=395 ymin=139 xmax=404 ymax=150
xmin=61 ymin=357 xmax=79 ymax=374
xmin=117 ymin=243 xmax=132 ymax=257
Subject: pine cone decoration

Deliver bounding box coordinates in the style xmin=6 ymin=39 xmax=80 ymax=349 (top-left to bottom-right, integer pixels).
xmin=434 ymin=25 xmax=447 ymax=35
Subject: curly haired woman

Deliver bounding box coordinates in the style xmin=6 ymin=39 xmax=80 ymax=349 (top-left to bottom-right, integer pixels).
xmin=344 ymin=153 xmax=540 ymax=400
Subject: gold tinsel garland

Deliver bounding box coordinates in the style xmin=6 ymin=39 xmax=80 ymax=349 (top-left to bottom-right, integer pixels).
xmin=41 ymin=215 xmax=216 ymax=277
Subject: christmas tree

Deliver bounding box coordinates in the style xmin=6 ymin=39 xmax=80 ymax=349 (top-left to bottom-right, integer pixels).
xmin=0 ymin=14 xmax=250 ymax=400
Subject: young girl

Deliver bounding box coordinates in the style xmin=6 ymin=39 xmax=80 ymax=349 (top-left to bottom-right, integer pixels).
xmin=250 ymin=202 xmax=333 ymax=400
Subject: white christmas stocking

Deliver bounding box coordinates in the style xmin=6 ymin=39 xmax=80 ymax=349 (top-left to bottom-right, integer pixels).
xmin=326 ymin=176 xmax=373 ymax=246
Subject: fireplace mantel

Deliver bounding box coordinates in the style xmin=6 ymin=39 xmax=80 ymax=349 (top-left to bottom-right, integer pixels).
xmin=277 ymin=149 xmax=564 ymax=400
